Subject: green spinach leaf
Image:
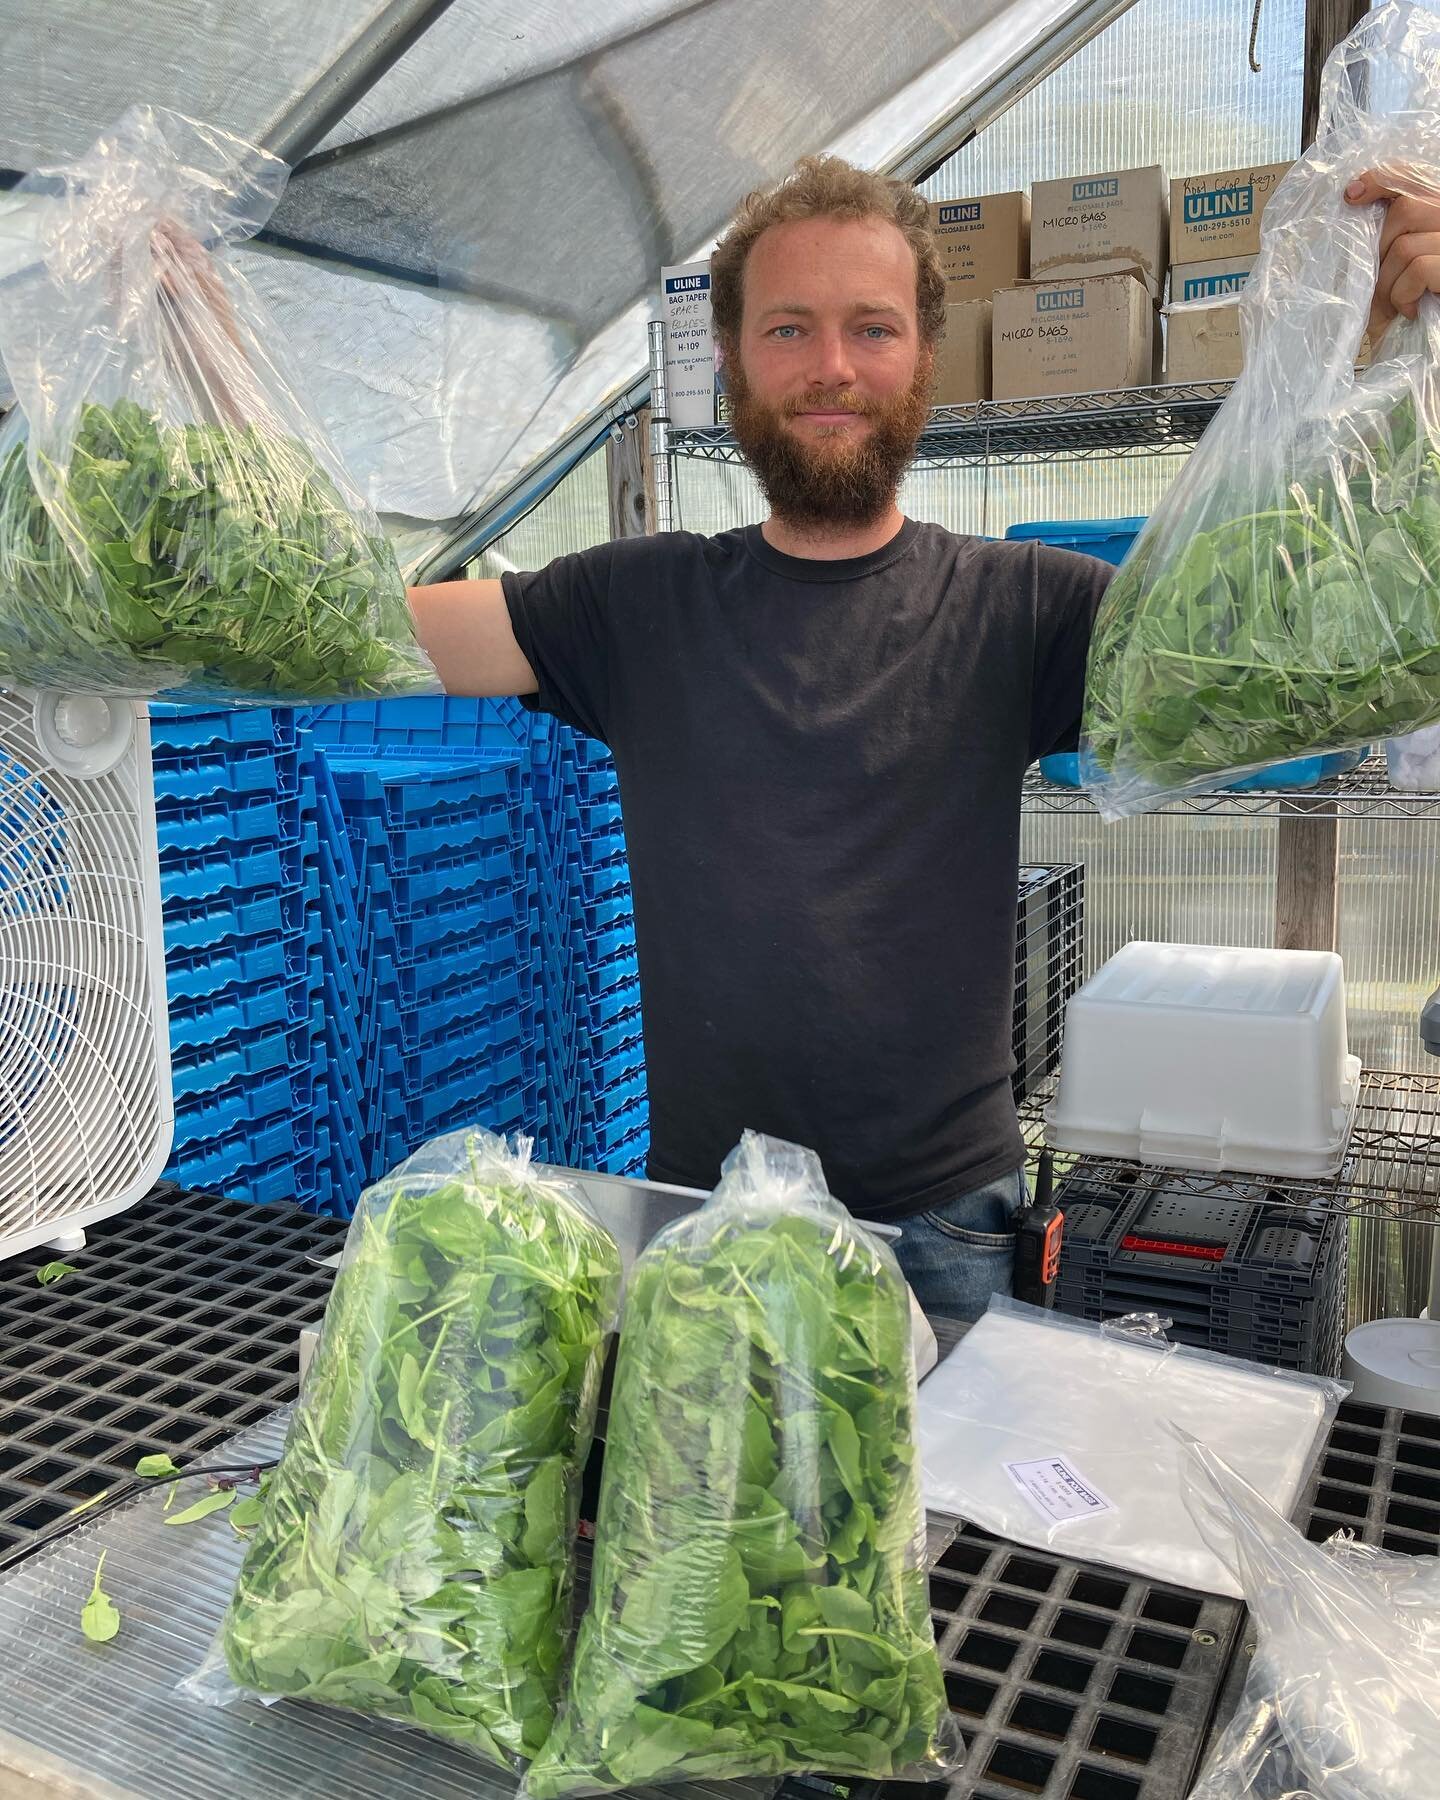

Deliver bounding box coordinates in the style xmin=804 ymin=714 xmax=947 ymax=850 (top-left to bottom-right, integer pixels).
xmin=81 ymin=1552 xmax=120 ymax=1644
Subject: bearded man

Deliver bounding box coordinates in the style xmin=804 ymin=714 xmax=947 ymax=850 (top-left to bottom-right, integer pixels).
xmin=410 ymin=155 xmax=1440 ymax=1323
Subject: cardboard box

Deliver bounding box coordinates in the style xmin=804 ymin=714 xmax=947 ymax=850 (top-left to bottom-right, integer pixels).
xmin=1030 ymin=165 xmax=1168 ymax=300
xmin=928 ymin=192 xmax=1029 ymax=299
xmin=993 ymin=273 xmax=1156 ymax=400
xmin=1170 ymin=254 xmax=1257 ymax=305
xmin=932 ymin=300 xmax=991 ymax=403
xmin=1171 ymin=162 xmax=1291 ymax=264
xmin=660 ymin=260 xmax=718 ymax=428
xmin=1165 ymin=298 xmax=1374 ymax=383
xmin=1164 ymin=299 xmax=1243 ymax=382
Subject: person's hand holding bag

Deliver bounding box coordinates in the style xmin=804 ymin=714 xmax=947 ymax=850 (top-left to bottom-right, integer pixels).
xmin=1346 ymin=166 xmax=1440 ymax=335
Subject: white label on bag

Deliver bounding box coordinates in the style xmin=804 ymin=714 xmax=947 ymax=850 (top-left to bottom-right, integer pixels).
xmin=1004 ymin=1456 xmax=1114 ymax=1525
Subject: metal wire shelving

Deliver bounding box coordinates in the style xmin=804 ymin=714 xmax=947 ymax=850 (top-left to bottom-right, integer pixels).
xmin=1021 ymin=757 xmax=1440 ymax=823
xmin=668 ymin=380 xmax=1235 ymax=469
xmin=1019 ymin=1067 xmax=1440 ymax=1227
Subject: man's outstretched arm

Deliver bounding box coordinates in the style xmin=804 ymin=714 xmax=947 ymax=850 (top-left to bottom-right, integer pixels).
xmin=406 ymin=578 xmax=539 ymax=697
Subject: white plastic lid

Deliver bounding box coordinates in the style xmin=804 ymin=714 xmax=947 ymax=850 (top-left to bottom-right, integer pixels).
xmin=1342 ymin=1318 xmax=1440 ymax=1417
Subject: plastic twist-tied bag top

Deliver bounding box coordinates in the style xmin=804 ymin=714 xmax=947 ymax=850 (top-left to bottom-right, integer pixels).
xmin=183 ymin=1128 xmax=623 ymax=1773
xmin=523 ymin=1128 xmax=963 ymax=1797
xmin=1184 ymin=1432 xmax=1440 ymax=1799
xmin=1080 ymin=1 xmax=1440 ymax=818
xmin=0 ymin=104 xmax=437 ymax=703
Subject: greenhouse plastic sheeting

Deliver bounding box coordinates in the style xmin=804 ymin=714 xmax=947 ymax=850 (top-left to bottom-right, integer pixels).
xmin=0 ymin=1412 xmax=773 ymax=1800
xmin=0 ymin=0 xmax=1129 ymax=572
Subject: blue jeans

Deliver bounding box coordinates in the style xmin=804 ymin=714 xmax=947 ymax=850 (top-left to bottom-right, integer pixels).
xmin=891 ymin=1166 xmax=1028 ymax=1326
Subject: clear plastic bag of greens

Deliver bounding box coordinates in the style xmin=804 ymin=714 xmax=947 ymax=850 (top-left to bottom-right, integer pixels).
xmin=1081 ymin=2 xmax=1440 ymax=817
xmin=183 ymin=1128 xmax=622 ymax=1772
xmin=524 ymin=1130 xmax=963 ymax=1798
xmin=0 ymin=104 xmax=436 ymax=703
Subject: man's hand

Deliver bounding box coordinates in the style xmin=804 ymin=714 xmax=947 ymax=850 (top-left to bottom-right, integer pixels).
xmin=1345 ymin=170 xmax=1440 ymax=336
xmin=151 ymin=218 xmax=244 ymax=349
xmin=149 ymin=217 xmax=250 ymax=425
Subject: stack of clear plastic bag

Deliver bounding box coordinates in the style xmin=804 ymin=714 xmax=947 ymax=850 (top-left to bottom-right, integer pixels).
xmin=184 ymin=1129 xmax=622 ymax=1772
xmin=915 ymin=1302 xmax=1346 ymax=1598
xmin=1080 ymin=1 xmax=1440 ymax=818
xmin=0 ymin=105 xmax=437 ymax=703
xmin=523 ymin=1130 xmax=962 ymax=1797
xmin=1184 ymin=1434 xmax=1440 ymax=1799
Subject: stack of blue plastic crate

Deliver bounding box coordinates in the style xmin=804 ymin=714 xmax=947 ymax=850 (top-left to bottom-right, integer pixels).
xmin=152 ymin=695 xmax=647 ymax=1217
xmin=305 ymin=697 xmax=647 ymax=1194
xmin=322 ymin=743 xmax=541 ymax=1178
xmin=549 ymin=731 xmax=647 ymax=1174
xmin=310 ymin=754 xmax=371 ymax=1210
xmin=149 ymin=706 xmax=327 ymax=1209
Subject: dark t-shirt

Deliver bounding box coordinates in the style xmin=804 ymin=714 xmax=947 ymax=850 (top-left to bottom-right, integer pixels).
xmin=503 ymin=519 xmax=1111 ymax=1220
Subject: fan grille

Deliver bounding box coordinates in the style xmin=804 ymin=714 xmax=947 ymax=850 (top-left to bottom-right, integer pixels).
xmin=0 ymin=691 xmax=171 ymax=1250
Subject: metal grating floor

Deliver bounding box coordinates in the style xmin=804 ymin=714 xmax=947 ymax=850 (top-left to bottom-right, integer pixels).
xmin=0 ymin=1183 xmax=345 ymax=1553
xmin=1301 ymin=1399 xmax=1440 ymax=1556
xmin=914 ymin=1524 xmax=1239 ymax=1800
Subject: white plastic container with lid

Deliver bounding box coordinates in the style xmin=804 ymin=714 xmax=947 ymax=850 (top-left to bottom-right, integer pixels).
xmin=1044 ymin=941 xmax=1362 ymax=1177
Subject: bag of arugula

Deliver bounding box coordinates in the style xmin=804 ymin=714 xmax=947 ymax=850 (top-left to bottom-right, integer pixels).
xmin=1080 ymin=3 xmax=1440 ymax=818
xmin=0 ymin=105 xmax=435 ymax=703
xmin=186 ymin=1128 xmax=622 ymax=1770
xmin=524 ymin=1130 xmax=962 ymax=1798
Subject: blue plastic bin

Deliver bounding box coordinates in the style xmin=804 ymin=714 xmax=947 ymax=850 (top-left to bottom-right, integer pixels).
xmin=1225 ymin=749 xmax=1368 ymax=791
xmin=1039 ymin=746 xmax=1369 ymax=792
xmin=1004 ymin=517 xmax=1147 ymax=566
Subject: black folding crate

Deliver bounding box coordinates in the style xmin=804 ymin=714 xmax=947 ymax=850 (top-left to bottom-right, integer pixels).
xmin=1052 ymin=1161 xmax=1348 ymax=1374
xmin=1013 ymin=864 xmax=1085 ymax=1105
xmin=0 ymin=1182 xmax=345 ymax=1554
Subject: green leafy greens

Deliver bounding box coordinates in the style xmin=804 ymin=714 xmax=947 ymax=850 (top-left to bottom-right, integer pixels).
xmin=1084 ymin=394 xmax=1440 ymax=797
xmin=166 ymin=1487 xmax=236 ymax=1527
xmin=219 ymin=1142 xmax=621 ymax=1770
xmin=0 ymin=399 xmax=433 ymax=701
xmin=81 ymin=1552 xmax=120 ymax=1644
xmin=135 ymin=1453 xmax=181 ymax=1480
xmin=527 ymin=1196 xmax=949 ymax=1796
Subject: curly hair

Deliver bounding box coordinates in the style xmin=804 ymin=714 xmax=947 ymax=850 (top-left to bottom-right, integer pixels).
xmin=709 ymin=155 xmax=946 ymax=352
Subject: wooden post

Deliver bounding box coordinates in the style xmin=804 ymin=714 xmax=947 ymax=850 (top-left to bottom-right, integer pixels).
xmin=1301 ymin=0 xmax=1370 ymax=147
xmin=1273 ymin=0 xmax=1368 ymax=951
xmin=1274 ymin=798 xmax=1341 ymax=952
xmin=605 ymin=405 xmax=657 ymax=540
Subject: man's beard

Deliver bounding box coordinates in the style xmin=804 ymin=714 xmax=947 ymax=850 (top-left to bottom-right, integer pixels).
xmin=724 ymin=350 xmax=933 ymax=532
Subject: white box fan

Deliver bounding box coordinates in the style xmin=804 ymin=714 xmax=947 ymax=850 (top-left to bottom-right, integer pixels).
xmin=0 ymin=687 xmax=173 ymax=1259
